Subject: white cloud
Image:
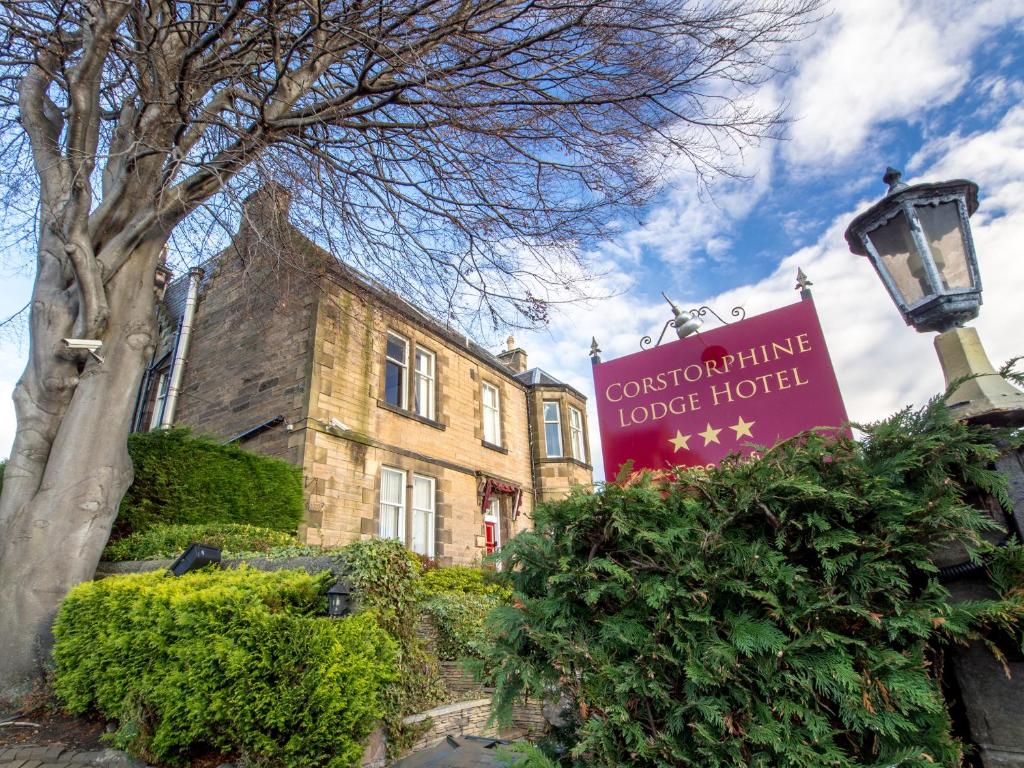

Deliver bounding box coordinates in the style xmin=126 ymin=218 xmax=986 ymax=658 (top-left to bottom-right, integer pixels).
xmin=783 ymin=0 xmax=1024 ymax=170
xmin=520 ymin=104 xmax=1024 ymax=481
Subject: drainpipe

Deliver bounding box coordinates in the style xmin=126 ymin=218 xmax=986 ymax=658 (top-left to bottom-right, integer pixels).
xmin=160 ymin=267 xmax=203 ymax=428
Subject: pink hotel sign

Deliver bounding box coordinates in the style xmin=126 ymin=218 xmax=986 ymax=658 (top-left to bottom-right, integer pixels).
xmin=592 ymin=299 xmax=848 ymax=480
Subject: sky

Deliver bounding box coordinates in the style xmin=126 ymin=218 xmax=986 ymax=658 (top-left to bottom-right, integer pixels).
xmin=1 ymin=0 xmax=1024 ymax=481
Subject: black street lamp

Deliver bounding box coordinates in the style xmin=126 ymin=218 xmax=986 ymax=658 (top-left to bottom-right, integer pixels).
xmin=845 ymin=168 xmax=1024 ymax=425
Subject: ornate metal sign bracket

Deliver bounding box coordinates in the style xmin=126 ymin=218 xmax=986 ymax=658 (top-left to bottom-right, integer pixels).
xmin=640 ymin=293 xmax=746 ymax=351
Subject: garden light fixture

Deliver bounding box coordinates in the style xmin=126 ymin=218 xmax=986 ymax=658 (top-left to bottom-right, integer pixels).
xmin=845 ymin=168 xmax=1024 ymax=425
xmin=169 ymin=543 xmax=222 ymax=576
xmin=326 ymin=578 xmax=352 ymax=617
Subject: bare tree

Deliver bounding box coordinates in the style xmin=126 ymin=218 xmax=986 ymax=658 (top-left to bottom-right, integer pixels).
xmin=0 ymin=0 xmax=821 ymax=697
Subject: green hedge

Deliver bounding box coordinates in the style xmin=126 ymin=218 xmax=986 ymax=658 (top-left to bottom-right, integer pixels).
xmin=102 ymin=523 xmax=299 ymax=561
xmin=53 ymin=567 xmax=397 ymax=768
xmin=419 ymin=566 xmax=512 ymax=601
xmin=116 ymin=428 xmax=303 ymax=536
xmin=337 ymin=539 xmax=445 ymax=755
xmin=487 ymin=396 xmax=1024 ymax=767
xmin=421 ymin=593 xmax=500 ymax=660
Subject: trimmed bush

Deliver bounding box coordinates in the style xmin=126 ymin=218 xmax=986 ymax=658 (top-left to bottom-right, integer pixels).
xmin=102 ymin=522 xmax=299 ymax=561
xmin=487 ymin=396 xmax=1024 ymax=767
xmin=54 ymin=567 xmax=397 ymax=768
xmin=116 ymin=428 xmax=303 ymax=536
xmin=421 ymin=593 xmax=499 ymax=660
xmin=419 ymin=566 xmax=512 ymax=601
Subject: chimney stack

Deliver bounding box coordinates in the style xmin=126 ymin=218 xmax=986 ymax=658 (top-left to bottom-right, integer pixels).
xmin=497 ymin=336 xmax=529 ymax=374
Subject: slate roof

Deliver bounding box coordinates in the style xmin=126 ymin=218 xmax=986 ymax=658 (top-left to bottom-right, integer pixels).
xmin=514 ymin=368 xmax=586 ymax=400
xmin=514 ymin=368 xmax=565 ymax=387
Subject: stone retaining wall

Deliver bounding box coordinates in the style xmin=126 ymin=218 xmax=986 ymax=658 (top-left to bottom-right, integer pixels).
xmin=438 ymin=661 xmax=487 ymax=695
xmin=401 ymin=699 xmax=499 ymax=753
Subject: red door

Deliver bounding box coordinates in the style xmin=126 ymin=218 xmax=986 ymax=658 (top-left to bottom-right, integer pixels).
xmin=484 ymin=521 xmax=497 ymax=554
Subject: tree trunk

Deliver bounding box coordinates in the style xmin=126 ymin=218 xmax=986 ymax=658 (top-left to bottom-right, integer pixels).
xmin=0 ymin=242 xmax=161 ymax=703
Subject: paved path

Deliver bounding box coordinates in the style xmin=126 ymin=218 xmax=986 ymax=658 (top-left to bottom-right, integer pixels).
xmin=0 ymin=745 xmax=148 ymax=768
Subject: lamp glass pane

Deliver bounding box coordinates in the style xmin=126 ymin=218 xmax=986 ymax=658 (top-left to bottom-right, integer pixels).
xmin=915 ymin=201 xmax=973 ymax=290
xmin=866 ymin=209 xmax=930 ymax=306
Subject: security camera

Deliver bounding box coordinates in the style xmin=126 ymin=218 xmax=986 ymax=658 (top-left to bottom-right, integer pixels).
xmin=328 ymin=417 xmax=350 ymax=433
xmin=62 ymin=338 xmax=104 ymax=362
xmin=63 ymin=338 xmax=103 ymax=351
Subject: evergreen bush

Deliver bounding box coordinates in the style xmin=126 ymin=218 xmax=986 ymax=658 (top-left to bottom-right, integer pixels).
xmin=102 ymin=522 xmax=298 ymax=561
xmin=419 ymin=565 xmax=513 ymax=601
xmin=421 ymin=593 xmax=500 ymax=660
xmin=337 ymin=539 xmax=446 ymax=755
xmin=53 ymin=567 xmax=396 ymax=768
xmin=487 ymin=396 xmax=1024 ymax=767
xmin=115 ymin=428 xmax=303 ymax=536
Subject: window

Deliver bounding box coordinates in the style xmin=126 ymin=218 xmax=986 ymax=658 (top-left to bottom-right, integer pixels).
xmin=569 ymin=406 xmax=585 ymax=461
xmin=379 ymin=467 xmax=406 ymax=540
xmin=483 ymin=497 xmax=501 ymax=555
xmin=543 ymin=401 xmax=562 ymax=458
xmin=384 ymin=333 xmax=408 ymax=408
xmin=414 ymin=347 xmax=435 ymax=420
xmin=482 ymin=382 xmax=501 ymax=445
xmin=411 ymin=474 xmax=435 ymax=557
xmin=149 ymin=373 xmax=169 ymax=430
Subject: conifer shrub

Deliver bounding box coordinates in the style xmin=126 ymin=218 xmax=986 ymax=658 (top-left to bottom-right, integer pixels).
xmin=53 ymin=567 xmax=396 ymax=768
xmin=101 ymin=522 xmax=298 ymax=561
xmin=115 ymin=428 xmax=303 ymax=536
xmin=487 ymin=396 xmax=1024 ymax=767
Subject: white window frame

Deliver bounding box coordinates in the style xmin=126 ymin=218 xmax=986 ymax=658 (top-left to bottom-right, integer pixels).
xmin=484 ymin=497 xmax=502 ymax=552
xmin=385 ymin=332 xmax=409 ymax=409
xmin=543 ymin=400 xmax=562 ymax=458
xmin=414 ymin=346 xmax=436 ymax=420
xmin=379 ymin=467 xmax=407 ymax=541
xmin=568 ymin=406 xmax=585 ymax=461
xmin=411 ymin=474 xmax=436 ymax=557
xmin=482 ymin=382 xmax=501 ymax=446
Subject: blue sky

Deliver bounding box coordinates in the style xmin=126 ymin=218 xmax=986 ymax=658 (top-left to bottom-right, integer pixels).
xmin=2 ymin=0 xmax=1024 ymax=481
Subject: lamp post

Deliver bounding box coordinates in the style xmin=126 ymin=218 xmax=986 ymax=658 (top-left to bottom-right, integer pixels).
xmin=844 ymin=167 xmax=1024 ymax=426
xmin=848 ymin=168 xmax=1024 ymax=768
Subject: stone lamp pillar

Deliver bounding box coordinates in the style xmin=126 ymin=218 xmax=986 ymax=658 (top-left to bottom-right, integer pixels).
xmin=844 ymin=167 xmax=1024 ymax=425
xmin=846 ymin=168 xmax=1024 ymax=767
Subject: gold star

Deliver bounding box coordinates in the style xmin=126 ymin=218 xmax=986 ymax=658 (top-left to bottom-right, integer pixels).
xmin=698 ymin=423 xmax=722 ymax=446
xmin=730 ymin=416 xmax=755 ymax=440
xmin=668 ymin=430 xmax=691 ymax=452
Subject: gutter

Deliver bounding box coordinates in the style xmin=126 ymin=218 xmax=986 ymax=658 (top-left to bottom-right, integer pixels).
xmin=160 ymin=267 xmax=204 ymax=428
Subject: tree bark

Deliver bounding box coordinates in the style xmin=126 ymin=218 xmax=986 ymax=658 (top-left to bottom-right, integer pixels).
xmin=0 ymin=241 xmax=161 ymax=702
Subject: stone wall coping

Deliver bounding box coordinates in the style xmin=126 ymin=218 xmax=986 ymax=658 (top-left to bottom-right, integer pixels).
xmin=401 ymin=698 xmax=492 ymax=725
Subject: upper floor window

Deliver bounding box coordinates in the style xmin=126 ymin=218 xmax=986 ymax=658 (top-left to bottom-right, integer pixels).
xmin=379 ymin=466 xmax=406 ymax=540
xmin=414 ymin=347 xmax=435 ymax=420
xmin=543 ymin=401 xmax=562 ymax=458
xmin=482 ymin=382 xmax=501 ymax=446
xmin=385 ymin=333 xmax=408 ymax=408
xmin=569 ymin=406 xmax=585 ymax=461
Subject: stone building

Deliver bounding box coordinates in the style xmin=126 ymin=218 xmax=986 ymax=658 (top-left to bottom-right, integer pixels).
xmin=134 ymin=188 xmax=593 ymax=564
